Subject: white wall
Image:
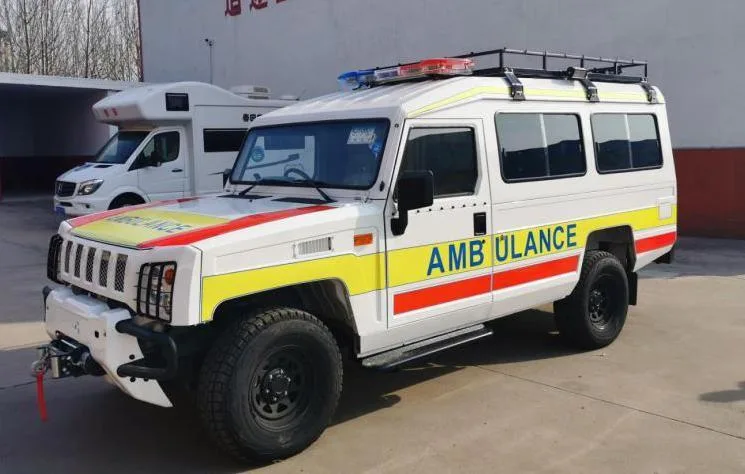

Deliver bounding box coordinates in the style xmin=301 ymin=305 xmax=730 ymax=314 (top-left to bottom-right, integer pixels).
xmin=140 ymin=0 xmax=745 ymax=148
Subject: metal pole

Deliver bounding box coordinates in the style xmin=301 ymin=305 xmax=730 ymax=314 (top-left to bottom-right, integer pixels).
xmin=204 ymin=38 xmax=215 ymax=84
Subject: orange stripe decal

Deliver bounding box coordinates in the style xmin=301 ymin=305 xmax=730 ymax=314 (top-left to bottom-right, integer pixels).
xmin=394 ymin=274 xmax=491 ymax=315
xmin=394 ymin=254 xmax=580 ymax=315
xmin=67 ymin=197 xmax=198 ymax=228
xmin=635 ymin=231 xmax=676 ymax=254
xmin=137 ymin=205 xmax=333 ymax=248
xmin=492 ymin=255 xmax=579 ymax=291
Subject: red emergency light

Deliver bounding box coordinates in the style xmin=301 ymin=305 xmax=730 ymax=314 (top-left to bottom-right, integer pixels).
xmin=399 ymin=58 xmax=475 ymax=79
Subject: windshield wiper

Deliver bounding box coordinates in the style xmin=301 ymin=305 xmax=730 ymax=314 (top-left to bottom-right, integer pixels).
xmin=291 ymin=178 xmax=335 ymax=203
xmin=237 ymin=178 xmax=291 ymax=196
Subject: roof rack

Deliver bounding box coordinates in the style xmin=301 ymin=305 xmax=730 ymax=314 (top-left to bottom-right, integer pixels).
xmin=376 ymin=48 xmax=658 ymax=103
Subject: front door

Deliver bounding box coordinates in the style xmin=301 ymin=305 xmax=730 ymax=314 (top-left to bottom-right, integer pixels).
xmin=135 ymin=130 xmax=187 ymax=201
xmin=385 ymin=119 xmax=493 ymax=329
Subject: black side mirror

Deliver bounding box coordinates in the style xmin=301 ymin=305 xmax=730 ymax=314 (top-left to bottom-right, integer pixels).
xmin=391 ymin=170 xmax=434 ymax=236
xmin=222 ymin=168 xmax=232 ymax=186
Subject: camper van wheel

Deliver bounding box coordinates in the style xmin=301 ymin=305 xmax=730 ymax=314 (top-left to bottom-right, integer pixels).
xmin=554 ymin=251 xmax=629 ymax=350
xmin=109 ymin=194 xmax=144 ymax=210
xmin=197 ymin=307 xmax=343 ymax=462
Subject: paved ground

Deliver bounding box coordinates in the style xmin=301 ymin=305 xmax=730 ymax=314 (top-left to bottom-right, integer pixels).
xmin=1 ymin=198 xmax=744 ymax=473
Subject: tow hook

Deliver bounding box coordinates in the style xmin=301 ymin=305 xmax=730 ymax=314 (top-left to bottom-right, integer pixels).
xmin=31 ymin=338 xmax=105 ymax=380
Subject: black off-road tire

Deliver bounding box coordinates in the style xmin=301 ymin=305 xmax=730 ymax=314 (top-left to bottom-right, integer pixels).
xmin=554 ymin=251 xmax=629 ymax=350
xmin=197 ymin=307 xmax=343 ymax=463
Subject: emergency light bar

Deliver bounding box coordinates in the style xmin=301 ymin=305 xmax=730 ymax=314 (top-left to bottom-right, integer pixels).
xmin=338 ymin=57 xmax=475 ymax=90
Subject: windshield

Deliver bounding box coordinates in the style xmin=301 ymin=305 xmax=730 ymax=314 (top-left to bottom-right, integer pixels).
xmin=95 ymin=131 xmax=149 ymax=164
xmin=231 ymin=120 xmax=390 ymax=189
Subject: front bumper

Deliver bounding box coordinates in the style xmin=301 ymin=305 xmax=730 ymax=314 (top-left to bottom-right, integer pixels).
xmin=53 ymin=196 xmax=109 ymax=216
xmin=42 ymin=286 xmax=174 ymax=407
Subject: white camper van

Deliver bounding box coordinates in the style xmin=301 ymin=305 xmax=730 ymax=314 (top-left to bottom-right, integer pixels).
xmin=53 ymin=82 xmax=296 ymax=216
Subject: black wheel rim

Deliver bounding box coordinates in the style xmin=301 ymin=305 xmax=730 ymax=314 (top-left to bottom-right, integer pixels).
xmin=249 ymin=347 xmax=314 ymax=429
xmin=588 ymin=274 xmax=623 ymax=330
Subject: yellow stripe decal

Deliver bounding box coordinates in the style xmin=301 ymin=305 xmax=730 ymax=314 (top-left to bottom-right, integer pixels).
xmin=200 ymin=206 xmax=676 ymax=321
xmin=408 ymin=86 xmax=655 ymax=117
xmin=201 ymin=253 xmax=385 ymax=321
xmin=73 ymin=209 xmax=228 ymax=248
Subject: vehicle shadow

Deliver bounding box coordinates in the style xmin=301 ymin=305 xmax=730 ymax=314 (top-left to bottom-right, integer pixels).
xmin=639 ymin=237 xmax=745 ymax=280
xmin=699 ymin=381 xmax=745 ymax=403
xmin=0 ymin=310 xmax=570 ymax=473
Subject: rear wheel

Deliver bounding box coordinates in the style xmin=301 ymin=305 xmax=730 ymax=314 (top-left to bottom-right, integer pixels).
xmin=554 ymin=251 xmax=629 ymax=350
xmin=198 ymin=307 xmax=343 ymax=462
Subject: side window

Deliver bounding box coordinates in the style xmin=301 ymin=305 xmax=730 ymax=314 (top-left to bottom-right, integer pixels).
xmin=592 ymin=114 xmax=662 ymax=173
xmin=138 ymin=131 xmax=181 ymax=166
xmin=496 ymin=113 xmax=585 ymax=182
xmin=399 ymin=127 xmax=477 ymax=198
xmin=203 ymin=129 xmax=247 ymax=153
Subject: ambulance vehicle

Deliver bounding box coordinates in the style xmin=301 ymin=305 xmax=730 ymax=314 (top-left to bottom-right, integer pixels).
xmin=53 ymin=82 xmax=297 ymax=216
xmin=37 ymin=49 xmax=676 ymax=462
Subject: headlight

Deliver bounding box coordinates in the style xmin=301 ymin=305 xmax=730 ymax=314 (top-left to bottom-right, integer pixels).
xmin=137 ymin=262 xmax=176 ymax=321
xmin=77 ymin=179 xmax=104 ymax=196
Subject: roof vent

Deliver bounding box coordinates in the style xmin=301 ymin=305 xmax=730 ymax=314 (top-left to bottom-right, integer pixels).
xmin=230 ymin=85 xmax=271 ymax=100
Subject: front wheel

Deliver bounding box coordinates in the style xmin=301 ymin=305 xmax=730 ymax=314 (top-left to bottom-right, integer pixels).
xmin=197 ymin=308 xmax=343 ymax=462
xmin=554 ymin=251 xmax=629 ymax=350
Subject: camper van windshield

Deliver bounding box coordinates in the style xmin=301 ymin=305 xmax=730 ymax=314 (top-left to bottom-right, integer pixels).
xmin=231 ymin=120 xmax=390 ymax=190
xmin=95 ymin=131 xmax=149 ymax=164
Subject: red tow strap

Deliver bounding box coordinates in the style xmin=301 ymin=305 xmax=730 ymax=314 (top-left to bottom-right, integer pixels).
xmin=36 ymin=372 xmax=48 ymax=422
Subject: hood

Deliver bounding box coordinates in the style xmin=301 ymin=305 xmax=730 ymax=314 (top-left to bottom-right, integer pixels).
xmin=58 ymin=162 xmax=125 ymax=183
xmin=68 ymin=196 xmax=340 ymax=248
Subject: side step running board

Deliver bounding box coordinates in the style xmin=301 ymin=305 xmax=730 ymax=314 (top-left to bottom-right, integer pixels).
xmin=362 ymin=324 xmax=493 ymax=371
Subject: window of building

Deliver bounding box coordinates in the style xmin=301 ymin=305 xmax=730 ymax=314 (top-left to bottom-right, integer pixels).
xmin=496 ymin=113 xmax=585 ymax=182
xmin=399 ymin=127 xmax=478 ymax=198
xmin=592 ymin=114 xmax=662 ymax=173
xmin=203 ymin=129 xmax=248 ymax=153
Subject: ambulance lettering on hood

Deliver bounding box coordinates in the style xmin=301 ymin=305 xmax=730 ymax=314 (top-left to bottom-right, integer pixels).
xmin=68 ymin=197 xmax=334 ymax=248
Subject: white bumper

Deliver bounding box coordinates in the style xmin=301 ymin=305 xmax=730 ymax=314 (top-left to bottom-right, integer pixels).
xmin=44 ymin=287 xmax=172 ymax=407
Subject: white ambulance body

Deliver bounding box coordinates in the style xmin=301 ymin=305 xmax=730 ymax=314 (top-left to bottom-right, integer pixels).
xmin=38 ymin=51 xmax=676 ymax=462
xmin=53 ymin=82 xmax=296 ymax=216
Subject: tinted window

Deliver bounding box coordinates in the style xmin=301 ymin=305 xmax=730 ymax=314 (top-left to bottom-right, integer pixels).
xmin=400 ymin=127 xmax=477 ymax=198
xmin=592 ymin=114 xmax=662 ymax=172
xmin=496 ymin=113 xmax=585 ymax=182
xmin=203 ymin=129 xmax=247 ymax=153
xmin=628 ymin=115 xmax=663 ymax=169
xmin=137 ymin=131 xmax=180 ymax=165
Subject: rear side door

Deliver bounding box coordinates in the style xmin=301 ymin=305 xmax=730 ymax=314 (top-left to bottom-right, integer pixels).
xmin=385 ymin=119 xmax=493 ymax=330
xmin=134 ymin=129 xmax=187 ymax=201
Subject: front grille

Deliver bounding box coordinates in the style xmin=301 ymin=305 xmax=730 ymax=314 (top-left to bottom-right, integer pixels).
xmin=74 ymin=244 xmax=83 ymax=277
xmin=47 ymin=235 xmax=64 ymax=283
xmin=55 ymin=181 xmax=76 ymax=197
xmin=85 ymin=248 xmax=96 ymax=282
xmin=115 ymin=255 xmax=128 ymax=292
xmin=99 ymin=251 xmax=110 ymax=286
xmin=64 ymin=241 xmax=73 ymax=273
xmin=56 ymin=238 xmax=132 ymax=302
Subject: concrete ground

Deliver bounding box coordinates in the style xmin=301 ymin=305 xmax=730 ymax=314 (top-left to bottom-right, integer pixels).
xmin=1 ymin=198 xmax=744 ymax=474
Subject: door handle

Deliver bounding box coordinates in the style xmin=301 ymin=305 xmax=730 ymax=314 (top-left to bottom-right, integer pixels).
xmin=171 ymin=169 xmax=183 ymax=173
xmin=473 ymin=212 xmax=487 ymax=236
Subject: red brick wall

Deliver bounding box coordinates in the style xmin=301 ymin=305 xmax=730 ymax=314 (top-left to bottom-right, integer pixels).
xmin=675 ymin=148 xmax=745 ymax=239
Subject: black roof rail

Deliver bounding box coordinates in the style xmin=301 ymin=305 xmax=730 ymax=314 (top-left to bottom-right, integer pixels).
xmin=374 ymin=47 xmax=657 ymax=103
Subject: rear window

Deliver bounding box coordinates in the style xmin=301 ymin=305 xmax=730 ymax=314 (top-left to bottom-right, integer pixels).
xmin=591 ymin=114 xmax=663 ymax=173
xmin=496 ymin=113 xmax=585 ymax=182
